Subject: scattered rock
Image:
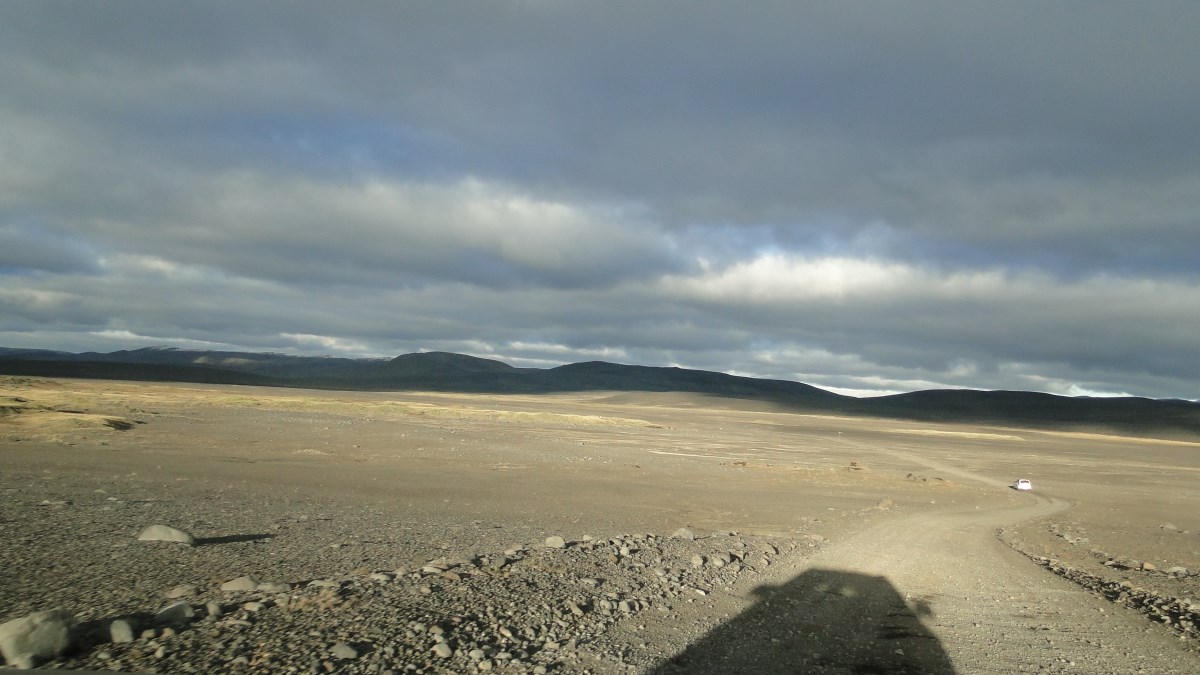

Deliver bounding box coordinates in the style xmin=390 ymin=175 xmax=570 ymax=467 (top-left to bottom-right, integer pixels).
xmin=0 ymin=608 xmax=75 ymax=669
xmin=1 ymin=514 xmax=839 ymax=673
xmin=671 ymin=527 xmax=695 ymax=541
xmin=165 ymin=584 xmax=197 ymax=599
xmin=155 ymin=600 xmax=195 ymax=626
xmin=137 ymin=524 xmax=196 ymax=546
xmin=108 ymin=618 xmax=135 ymax=644
xmin=220 ymin=575 xmax=259 ymax=592
xmin=330 ymin=642 xmax=358 ymax=660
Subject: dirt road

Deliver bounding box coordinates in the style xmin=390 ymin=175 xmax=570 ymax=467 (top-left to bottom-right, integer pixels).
xmin=651 ymin=469 xmax=1198 ymax=673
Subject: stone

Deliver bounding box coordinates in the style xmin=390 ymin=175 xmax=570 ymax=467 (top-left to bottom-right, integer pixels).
xmin=331 ymin=642 xmax=358 ymax=660
xmin=671 ymin=527 xmax=695 ymax=541
xmin=1142 ymin=562 xmax=1158 ymax=571
xmin=1167 ymin=566 xmax=1189 ymax=576
xmin=155 ymin=601 xmax=195 ymax=626
xmin=433 ymin=642 xmax=453 ymax=658
xmin=109 ymin=618 xmax=135 ymax=643
xmin=165 ymin=584 xmax=197 ymax=599
xmin=221 ymin=575 xmax=259 ymax=592
xmin=137 ymin=525 xmax=196 ymax=546
xmin=204 ymin=602 xmax=223 ymax=620
xmin=256 ymin=582 xmax=291 ymax=593
xmin=545 ymin=536 xmax=567 ymax=549
xmin=0 ymin=608 xmax=75 ymax=669
xmin=691 ymin=554 xmax=705 ymax=568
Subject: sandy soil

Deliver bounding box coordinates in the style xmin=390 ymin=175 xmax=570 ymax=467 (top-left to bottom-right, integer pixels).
xmin=1 ymin=377 xmax=1198 ymax=673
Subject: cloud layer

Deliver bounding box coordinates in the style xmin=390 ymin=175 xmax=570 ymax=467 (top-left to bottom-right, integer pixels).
xmin=2 ymin=3 xmax=1198 ymax=399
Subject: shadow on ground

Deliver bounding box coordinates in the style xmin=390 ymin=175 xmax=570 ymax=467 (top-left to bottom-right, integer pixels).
xmin=650 ymin=568 xmax=955 ymax=674
xmin=194 ymin=533 xmax=274 ymax=546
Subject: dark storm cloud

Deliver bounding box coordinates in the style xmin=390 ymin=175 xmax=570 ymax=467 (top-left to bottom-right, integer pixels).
xmin=1 ymin=2 xmax=1198 ymax=399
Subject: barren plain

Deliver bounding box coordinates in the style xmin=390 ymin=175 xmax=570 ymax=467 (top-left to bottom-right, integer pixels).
xmin=2 ymin=376 xmax=1198 ymax=673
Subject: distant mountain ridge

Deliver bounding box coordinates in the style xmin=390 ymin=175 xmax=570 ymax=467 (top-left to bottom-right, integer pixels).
xmin=2 ymin=347 xmax=1198 ymax=439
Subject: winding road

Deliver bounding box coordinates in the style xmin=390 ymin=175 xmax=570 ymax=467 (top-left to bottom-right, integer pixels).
xmin=796 ymin=444 xmax=1197 ymax=673
xmin=653 ymin=440 xmax=1199 ymax=673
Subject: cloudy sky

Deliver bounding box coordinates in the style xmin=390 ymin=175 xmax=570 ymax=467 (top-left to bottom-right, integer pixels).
xmin=2 ymin=2 xmax=1198 ymax=399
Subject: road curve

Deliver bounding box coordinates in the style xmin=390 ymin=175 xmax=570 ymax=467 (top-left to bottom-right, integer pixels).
xmin=786 ymin=440 xmax=1200 ymax=673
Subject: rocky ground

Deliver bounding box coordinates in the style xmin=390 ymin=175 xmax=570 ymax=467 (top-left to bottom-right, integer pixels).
xmin=2 ymin=377 xmax=1199 ymax=672
xmin=1 ymin=468 xmax=843 ymax=674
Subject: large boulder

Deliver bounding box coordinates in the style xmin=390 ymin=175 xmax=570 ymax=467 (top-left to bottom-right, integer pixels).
xmin=0 ymin=608 xmax=75 ymax=669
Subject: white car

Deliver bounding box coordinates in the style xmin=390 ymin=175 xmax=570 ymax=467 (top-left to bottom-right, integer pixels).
xmin=1013 ymin=478 xmax=1033 ymax=491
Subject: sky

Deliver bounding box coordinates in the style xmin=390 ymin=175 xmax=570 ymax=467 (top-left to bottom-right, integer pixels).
xmin=2 ymin=2 xmax=1198 ymax=400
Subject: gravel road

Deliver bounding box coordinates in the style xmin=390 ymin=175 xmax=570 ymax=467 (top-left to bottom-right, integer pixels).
xmin=648 ymin=492 xmax=1198 ymax=673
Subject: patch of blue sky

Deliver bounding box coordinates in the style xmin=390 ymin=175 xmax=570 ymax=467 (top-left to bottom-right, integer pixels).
xmin=143 ymin=112 xmax=468 ymax=180
xmin=0 ymin=219 xmax=100 ymax=276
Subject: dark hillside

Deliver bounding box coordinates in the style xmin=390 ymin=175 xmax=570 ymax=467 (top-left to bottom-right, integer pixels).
xmin=0 ymin=359 xmax=281 ymax=386
xmin=3 ymin=348 xmax=1198 ymax=438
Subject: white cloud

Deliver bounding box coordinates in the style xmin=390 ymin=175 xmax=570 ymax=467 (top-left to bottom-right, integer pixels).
xmin=88 ymin=330 xmax=231 ymax=350
xmin=279 ymin=333 xmax=374 ymax=355
xmin=2 ymin=4 xmax=1199 ymax=400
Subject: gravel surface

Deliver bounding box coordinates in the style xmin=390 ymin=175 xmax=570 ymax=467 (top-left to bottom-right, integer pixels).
xmin=3 ymin=378 xmax=1199 ymax=673
xmin=1 ymin=469 xmax=827 ymax=674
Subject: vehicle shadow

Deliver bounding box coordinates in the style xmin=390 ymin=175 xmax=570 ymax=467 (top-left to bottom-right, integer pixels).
xmin=649 ymin=568 xmax=955 ymax=674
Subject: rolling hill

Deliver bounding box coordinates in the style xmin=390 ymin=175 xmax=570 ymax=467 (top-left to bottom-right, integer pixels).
xmin=2 ymin=347 xmax=1198 ymax=438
